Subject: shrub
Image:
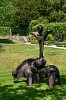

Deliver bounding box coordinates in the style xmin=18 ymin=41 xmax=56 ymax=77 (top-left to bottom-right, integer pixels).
xmin=29 ymin=21 xmax=66 ymax=36
xmin=49 ymin=10 xmax=65 ymax=22
xmin=37 ymin=16 xmax=49 ymax=24
xmin=11 ymin=27 xmax=28 ymax=36
xmin=45 ymin=34 xmax=54 ymax=41
xmin=44 ymin=41 xmax=55 ymax=45
xmin=29 ymin=20 xmax=38 ymax=32
xmin=62 ymin=4 xmax=66 ymax=13
xmin=55 ymin=42 xmax=66 ymax=47
xmin=0 ymin=26 xmax=10 ymax=35
xmin=43 ymin=22 xmax=66 ymax=36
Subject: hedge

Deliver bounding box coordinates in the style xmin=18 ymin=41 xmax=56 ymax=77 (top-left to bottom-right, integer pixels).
xmin=0 ymin=26 xmax=29 ymax=36
xmin=29 ymin=21 xmax=66 ymax=36
xmin=54 ymin=42 xmax=66 ymax=47
xmin=11 ymin=27 xmax=28 ymax=36
xmin=44 ymin=22 xmax=66 ymax=35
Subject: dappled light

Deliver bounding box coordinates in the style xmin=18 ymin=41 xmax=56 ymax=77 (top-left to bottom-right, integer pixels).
xmin=0 ymin=74 xmax=66 ymax=100
xmin=0 ymin=43 xmax=66 ymax=100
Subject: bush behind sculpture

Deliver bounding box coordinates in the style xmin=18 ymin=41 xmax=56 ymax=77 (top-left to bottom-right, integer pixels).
xmin=29 ymin=21 xmax=66 ymax=36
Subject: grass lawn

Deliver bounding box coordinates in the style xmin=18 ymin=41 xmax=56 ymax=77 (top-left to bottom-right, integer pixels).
xmin=0 ymin=40 xmax=66 ymax=100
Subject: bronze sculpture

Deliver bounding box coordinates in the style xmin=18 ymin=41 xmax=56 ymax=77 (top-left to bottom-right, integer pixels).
xmin=30 ymin=25 xmax=52 ymax=58
xmin=12 ymin=25 xmax=61 ymax=88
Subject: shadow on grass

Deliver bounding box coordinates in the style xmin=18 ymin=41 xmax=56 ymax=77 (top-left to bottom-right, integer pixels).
xmin=0 ymin=45 xmax=5 ymax=52
xmin=14 ymin=80 xmax=27 ymax=84
xmin=0 ymin=39 xmax=14 ymax=44
xmin=0 ymin=75 xmax=66 ymax=100
xmin=0 ymin=39 xmax=14 ymax=52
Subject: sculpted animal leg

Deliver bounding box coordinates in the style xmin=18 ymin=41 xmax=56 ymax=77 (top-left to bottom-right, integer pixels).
xmin=55 ymin=73 xmax=61 ymax=85
xmin=48 ymin=73 xmax=54 ymax=88
xmin=27 ymin=72 xmax=33 ymax=86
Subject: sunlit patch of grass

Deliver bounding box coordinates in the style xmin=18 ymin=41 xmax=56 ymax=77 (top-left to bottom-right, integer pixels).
xmin=0 ymin=41 xmax=66 ymax=100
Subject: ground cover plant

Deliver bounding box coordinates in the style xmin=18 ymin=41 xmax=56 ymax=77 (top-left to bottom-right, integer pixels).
xmin=0 ymin=40 xmax=66 ymax=100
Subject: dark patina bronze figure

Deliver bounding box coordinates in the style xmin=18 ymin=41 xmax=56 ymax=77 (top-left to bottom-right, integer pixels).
xmin=30 ymin=25 xmax=52 ymax=58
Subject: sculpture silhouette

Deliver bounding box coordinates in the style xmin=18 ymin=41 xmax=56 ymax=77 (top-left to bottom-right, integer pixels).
xmin=30 ymin=25 xmax=52 ymax=58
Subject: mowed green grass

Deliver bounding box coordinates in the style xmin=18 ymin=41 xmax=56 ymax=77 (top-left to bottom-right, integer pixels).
xmin=0 ymin=40 xmax=66 ymax=100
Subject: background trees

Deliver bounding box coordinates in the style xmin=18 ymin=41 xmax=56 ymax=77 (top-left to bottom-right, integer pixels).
xmin=0 ymin=0 xmax=16 ymax=26
xmin=0 ymin=0 xmax=66 ymax=35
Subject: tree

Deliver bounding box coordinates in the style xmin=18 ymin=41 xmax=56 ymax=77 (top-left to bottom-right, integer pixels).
xmin=0 ymin=0 xmax=16 ymax=27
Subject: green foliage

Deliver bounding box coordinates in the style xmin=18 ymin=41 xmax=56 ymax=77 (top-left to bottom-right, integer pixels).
xmin=29 ymin=20 xmax=38 ymax=32
xmin=45 ymin=34 xmax=54 ymax=41
xmin=12 ymin=0 xmax=40 ymax=27
xmin=0 ymin=26 xmax=10 ymax=35
xmin=44 ymin=40 xmax=55 ymax=45
xmin=49 ymin=10 xmax=65 ymax=22
xmin=29 ymin=21 xmax=66 ymax=36
xmin=0 ymin=0 xmax=16 ymax=27
xmin=62 ymin=4 xmax=66 ymax=13
xmin=12 ymin=27 xmax=29 ymax=36
xmin=11 ymin=0 xmax=66 ymax=28
xmin=44 ymin=22 xmax=66 ymax=35
xmin=29 ymin=17 xmax=49 ymax=32
xmin=1 ymin=0 xmax=66 ymax=35
xmin=44 ymin=41 xmax=66 ymax=47
xmin=55 ymin=42 xmax=66 ymax=47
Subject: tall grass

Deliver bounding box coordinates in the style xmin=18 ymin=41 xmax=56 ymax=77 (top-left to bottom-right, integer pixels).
xmin=0 ymin=41 xmax=66 ymax=100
